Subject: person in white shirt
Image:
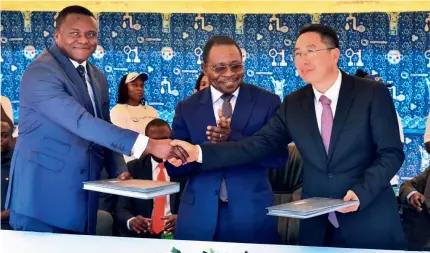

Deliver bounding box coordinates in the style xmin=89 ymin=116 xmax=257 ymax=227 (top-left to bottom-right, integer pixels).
xmin=110 ymin=72 xmax=159 ymax=163
xmin=116 ymin=119 xmax=180 ymax=238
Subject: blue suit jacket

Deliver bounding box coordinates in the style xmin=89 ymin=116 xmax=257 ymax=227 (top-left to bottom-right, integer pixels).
xmin=165 ymin=83 xmax=288 ymax=244
xmin=5 ymin=45 xmax=138 ymax=234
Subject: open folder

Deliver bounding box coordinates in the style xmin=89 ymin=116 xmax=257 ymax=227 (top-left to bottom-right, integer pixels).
xmin=266 ymin=197 xmax=359 ymax=219
xmin=83 ymin=179 xmax=180 ymax=199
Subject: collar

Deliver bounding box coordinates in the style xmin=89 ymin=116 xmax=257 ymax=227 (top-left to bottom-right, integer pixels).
xmin=151 ymin=157 xmax=162 ymax=172
xmin=69 ymin=59 xmax=87 ymax=71
xmin=210 ymin=86 xmax=240 ymax=104
xmin=313 ymin=70 xmax=342 ymax=103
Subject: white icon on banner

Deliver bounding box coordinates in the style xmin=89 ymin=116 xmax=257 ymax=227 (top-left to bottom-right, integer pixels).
xmin=311 ymin=13 xmax=321 ymax=24
xmin=93 ymin=45 xmax=105 ymax=59
xmin=194 ymin=14 xmax=213 ymax=32
xmin=11 ymin=65 xmax=17 ymax=71
xmin=269 ymin=48 xmax=287 ymax=67
xmin=270 ymin=77 xmax=285 ymax=99
xmin=345 ymin=14 xmax=366 ymax=33
xmin=388 ymin=86 xmax=405 ymax=102
xmin=386 ymin=50 xmax=402 ymax=65
xmin=387 ymin=12 xmax=400 ymax=36
xmin=236 ymin=14 xmax=245 ymax=34
xmin=122 ymin=13 xmax=141 ymax=30
xmin=53 ymin=12 xmax=59 ymax=28
xmin=424 ymin=13 xmax=430 ymax=32
xmin=22 ymin=11 xmax=32 ymax=32
xmin=160 ymin=76 xmax=179 ymax=96
xmin=194 ymin=47 xmax=203 ymax=64
xmin=268 ymin=14 xmax=288 ymax=33
xmin=23 ymin=45 xmax=36 ymax=59
xmin=124 ymin=46 xmax=140 ymax=63
xmin=161 ymin=47 xmax=174 ymax=61
xmin=162 ymin=13 xmax=172 ymax=33
xmin=182 ymin=32 xmax=189 ymax=39
xmin=424 ymin=49 xmax=430 ymax=67
xmin=345 ymin=48 xmax=364 ymax=67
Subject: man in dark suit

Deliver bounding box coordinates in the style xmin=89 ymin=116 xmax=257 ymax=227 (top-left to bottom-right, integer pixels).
xmin=116 ymin=119 xmax=181 ymax=238
xmin=6 ymin=5 xmax=185 ymax=234
xmin=169 ymin=25 xmax=405 ymax=249
xmin=165 ymin=36 xmax=288 ymax=244
xmin=399 ymin=166 xmax=430 ymax=250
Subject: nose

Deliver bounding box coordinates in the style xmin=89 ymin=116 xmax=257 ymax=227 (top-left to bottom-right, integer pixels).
xmin=223 ymin=66 xmax=235 ymax=77
xmin=77 ymin=34 xmax=89 ymax=44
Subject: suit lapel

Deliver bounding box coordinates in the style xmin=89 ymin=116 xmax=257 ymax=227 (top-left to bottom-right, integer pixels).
xmin=327 ymin=72 xmax=356 ymax=163
xmin=86 ymin=64 xmax=103 ymax=118
xmin=231 ymin=83 xmax=255 ymax=132
xmin=48 ymin=45 xmax=95 ymax=116
xmin=302 ymin=85 xmax=327 ymax=164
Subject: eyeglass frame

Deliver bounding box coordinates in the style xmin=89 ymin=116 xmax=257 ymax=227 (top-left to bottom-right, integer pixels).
xmin=205 ymin=63 xmax=244 ymax=74
xmin=293 ymin=47 xmax=336 ymax=60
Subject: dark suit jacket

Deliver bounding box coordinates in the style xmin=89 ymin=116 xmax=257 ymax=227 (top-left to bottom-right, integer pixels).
xmin=165 ymin=83 xmax=289 ymax=244
xmin=199 ymin=72 xmax=405 ymax=250
xmin=115 ymin=155 xmax=181 ymax=238
xmin=6 ymin=44 xmax=138 ymax=234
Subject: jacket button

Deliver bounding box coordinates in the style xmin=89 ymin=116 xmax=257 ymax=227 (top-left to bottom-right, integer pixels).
xmin=328 ymin=173 xmax=335 ymax=179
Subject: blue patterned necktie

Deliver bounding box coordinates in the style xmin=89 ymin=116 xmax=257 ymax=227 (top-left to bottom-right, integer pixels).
xmin=76 ymin=65 xmax=87 ymax=90
xmin=219 ymin=93 xmax=233 ymax=202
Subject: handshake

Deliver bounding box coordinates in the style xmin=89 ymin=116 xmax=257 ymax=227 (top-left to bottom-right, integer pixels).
xmin=145 ymin=139 xmax=198 ymax=167
xmin=145 ymin=109 xmax=231 ymax=167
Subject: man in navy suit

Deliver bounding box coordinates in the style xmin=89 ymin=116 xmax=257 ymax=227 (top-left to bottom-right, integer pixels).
xmin=169 ymin=25 xmax=405 ymax=249
xmin=165 ymin=36 xmax=288 ymax=244
xmin=6 ymin=5 xmax=185 ymax=234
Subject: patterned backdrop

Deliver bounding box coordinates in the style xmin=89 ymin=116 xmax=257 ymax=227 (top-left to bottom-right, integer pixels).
xmin=1 ymin=11 xmax=429 ymax=182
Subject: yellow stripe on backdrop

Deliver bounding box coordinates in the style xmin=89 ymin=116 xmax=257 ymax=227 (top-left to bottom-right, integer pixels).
xmin=1 ymin=0 xmax=430 ymax=14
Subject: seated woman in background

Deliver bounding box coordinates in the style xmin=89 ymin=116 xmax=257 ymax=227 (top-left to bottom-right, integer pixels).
xmin=193 ymin=72 xmax=209 ymax=93
xmin=110 ymin=72 xmax=159 ymax=163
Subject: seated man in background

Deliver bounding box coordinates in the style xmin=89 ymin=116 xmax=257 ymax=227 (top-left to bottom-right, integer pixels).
xmin=1 ymin=121 xmax=14 ymax=230
xmin=399 ymin=166 xmax=430 ymax=250
xmin=115 ymin=119 xmax=181 ymax=238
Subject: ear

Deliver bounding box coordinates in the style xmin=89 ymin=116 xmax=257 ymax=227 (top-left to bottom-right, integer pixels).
xmin=333 ymin=48 xmax=340 ymax=62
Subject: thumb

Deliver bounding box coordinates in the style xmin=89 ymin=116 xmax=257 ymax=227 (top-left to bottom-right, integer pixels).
xmin=344 ymin=191 xmax=353 ymax=201
xmin=170 ymin=139 xmax=183 ymax=146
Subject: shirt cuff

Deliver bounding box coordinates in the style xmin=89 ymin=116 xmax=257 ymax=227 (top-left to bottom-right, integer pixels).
xmin=126 ymin=217 xmax=136 ymax=230
xmin=406 ymin=190 xmax=418 ymax=202
xmin=197 ymin=145 xmax=203 ymax=163
xmin=131 ymin=134 xmax=149 ymax=159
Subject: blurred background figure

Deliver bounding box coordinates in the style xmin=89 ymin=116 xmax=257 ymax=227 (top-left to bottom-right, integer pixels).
xmin=110 ymin=72 xmax=159 ymax=163
xmin=193 ymin=72 xmax=209 ymax=94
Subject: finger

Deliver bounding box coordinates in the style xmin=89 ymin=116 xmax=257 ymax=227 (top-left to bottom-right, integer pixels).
xmin=217 ymin=109 xmax=224 ymax=119
xmin=133 ymin=223 xmax=145 ymax=233
xmin=412 ymin=199 xmax=422 ymax=208
xmin=131 ymin=226 xmax=141 ymax=234
xmin=207 ymin=126 xmax=222 ymax=134
xmin=171 ymin=148 xmax=186 ymax=164
xmin=174 ymin=146 xmax=189 ymax=164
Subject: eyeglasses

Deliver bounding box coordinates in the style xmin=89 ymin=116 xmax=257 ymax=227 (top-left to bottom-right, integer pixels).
xmin=208 ymin=63 xmax=244 ymax=74
xmin=294 ymin=48 xmax=335 ymax=60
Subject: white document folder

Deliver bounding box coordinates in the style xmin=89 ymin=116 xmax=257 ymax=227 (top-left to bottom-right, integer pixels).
xmin=83 ymin=179 xmax=180 ymax=199
xmin=267 ymin=197 xmax=360 ymax=219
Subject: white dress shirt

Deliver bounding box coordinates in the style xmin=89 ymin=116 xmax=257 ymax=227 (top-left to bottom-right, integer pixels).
xmin=312 ymin=70 xmax=342 ymax=133
xmin=210 ymin=86 xmax=239 ymax=121
xmin=127 ymin=158 xmax=171 ymax=230
xmin=69 ymin=59 xmax=148 ymax=160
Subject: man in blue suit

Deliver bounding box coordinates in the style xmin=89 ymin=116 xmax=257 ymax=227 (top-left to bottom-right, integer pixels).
xmin=5 ymin=5 xmax=185 ymax=234
xmin=165 ymin=36 xmax=288 ymax=244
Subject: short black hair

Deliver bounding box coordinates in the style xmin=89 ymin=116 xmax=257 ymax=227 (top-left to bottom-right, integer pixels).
xmin=202 ymin=35 xmax=242 ymax=63
xmin=145 ymin=119 xmax=171 ymax=135
xmin=297 ymin=24 xmax=339 ymax=49
xmin=355 ymin=69 xmax=369 ymax=78
xmin=56 ymin=5 xmax=95 ymax=30
xmin=195 ymin=73 xmax=205 ymax=91
xmin=116 ymin=74 xmax=145 ymax=105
